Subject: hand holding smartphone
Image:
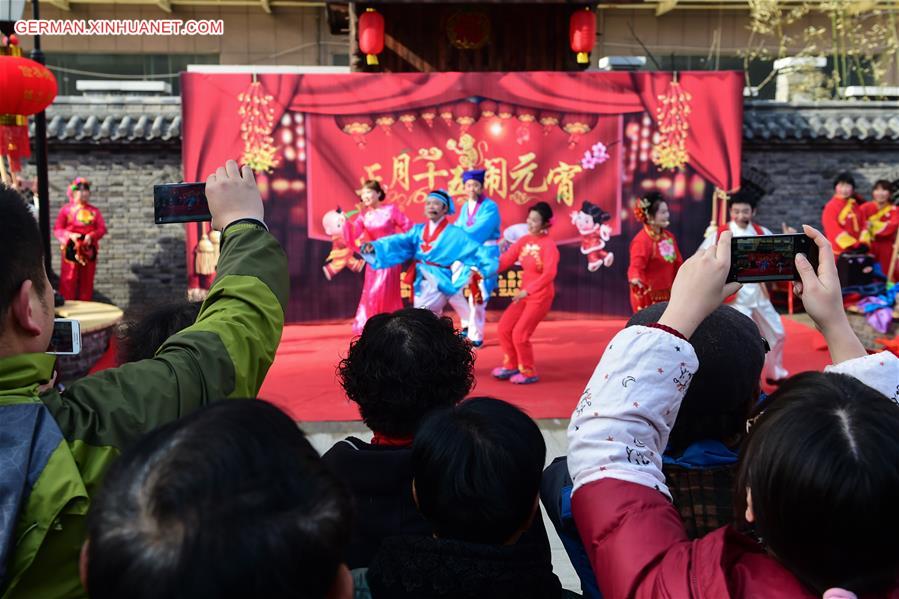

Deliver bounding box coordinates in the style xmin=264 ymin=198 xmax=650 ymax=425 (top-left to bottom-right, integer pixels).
xmin=727 ymin=233 xmax=819 ymax=283
xmin=47 ymin=318 xmax=81 ymax=355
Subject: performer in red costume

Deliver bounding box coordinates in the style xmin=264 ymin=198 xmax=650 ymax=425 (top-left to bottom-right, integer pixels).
xmin=491 ymin=202 xmax=559 ymax=385
xmin=627 ymin=191 xmax=683 ymax=313
xmin=821 ymin=172 xmax=870 ymax=256
xmin=861 ymin=179 xmax=899 ymax=276
xmin=54 ymin=177 xmax=107 ymax=301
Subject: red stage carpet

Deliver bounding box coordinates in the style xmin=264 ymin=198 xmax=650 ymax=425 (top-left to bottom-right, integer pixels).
xmin=259 ymin=317 xmax=831 ymax=423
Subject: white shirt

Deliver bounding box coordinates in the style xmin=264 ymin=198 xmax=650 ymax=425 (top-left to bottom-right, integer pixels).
xmin=427 ymin=216 xmax=446 ymax=236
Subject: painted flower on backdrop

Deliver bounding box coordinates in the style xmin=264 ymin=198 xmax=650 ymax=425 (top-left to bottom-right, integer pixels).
xmin=581 ymin=142 xmax=610 ymax=170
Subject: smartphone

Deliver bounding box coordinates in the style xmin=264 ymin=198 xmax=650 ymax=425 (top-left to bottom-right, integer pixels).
xmin=727 ymin=233 xmax=818 ymax=283
xmin=47 ymin=318 xmax=81 ymax=355
xmin=154 ymin=182 xmax=211 ymax=224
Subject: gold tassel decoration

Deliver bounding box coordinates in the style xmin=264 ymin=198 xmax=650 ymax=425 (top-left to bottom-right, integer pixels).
xmin=195 ymin=232 xmax=216 ymax=275
xmin=209 ymin=229 xmax=222 ymax=267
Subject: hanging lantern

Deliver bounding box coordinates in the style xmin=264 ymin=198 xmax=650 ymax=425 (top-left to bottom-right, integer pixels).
xmin=538 ymin=110 xmax=561 ymax=136
xmin=453 ymin=101 xmax=478 ymax=132
xmin=569 ymin=7 xmax=596 ymax=65
xmin=336 ymin=114 xmax=374 ymax=148
xmin=420 ymin=107 xmax=437 ymax=128
xmin=0 ymin=41 xmax=58 ymax=173
xmin=358 ymin=8 xmax=385 ymax=66
xmin=516 ymin=106 xmax=537 ymax=124
xmin=652 ymin=78 xmax=693 ymax=171
xmin=479 ymin=99 xmax=497 ymax=119
xmin=438 ymin=103 xmax=455 ymax=127
xmin=560 ymin=113 xmax=598 ymax=148
xmin=497 ymin=103 xmax=514 ymax=119
xmin=374 ymin=113 xmax=396 ymax=135
xmin=398 ymin=110 xmax=417 ymax=131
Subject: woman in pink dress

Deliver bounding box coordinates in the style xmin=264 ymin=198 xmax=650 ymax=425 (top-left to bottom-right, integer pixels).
xmin=346 ymin=180 xmax=413 ymax=334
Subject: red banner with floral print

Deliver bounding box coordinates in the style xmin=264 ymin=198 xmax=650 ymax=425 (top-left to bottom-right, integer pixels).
xmin=305 ymin=105 xmax=621 ymax=243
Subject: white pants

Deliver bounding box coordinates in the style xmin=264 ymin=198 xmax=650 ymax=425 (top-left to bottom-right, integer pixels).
xmin=414 ymin=275 xmax=486 ymax=342
xmin=731 ymin=298 xmax=789 ymax=381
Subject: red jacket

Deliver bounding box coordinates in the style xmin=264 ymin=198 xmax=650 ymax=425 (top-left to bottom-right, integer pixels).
xmin=498 ymin=233 xmax=560 ymax=302
xmin=627 ymin=227 xmax=682 ymax=311
xmin=822 ymin=195 xmax=868 ymax=255
xmin=860 ymin=201 xmax=899 ymax=275
xmin=54 ymin=202 xmax=107 ymax=247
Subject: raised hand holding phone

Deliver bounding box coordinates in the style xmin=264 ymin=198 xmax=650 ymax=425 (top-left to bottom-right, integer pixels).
xmin=658 ymin=231 xmax=742 ymax=339
xmin=793 ymin=225 xmax=866 ymax=364
xmin=205 ymin=160 xmax=265 ymax=231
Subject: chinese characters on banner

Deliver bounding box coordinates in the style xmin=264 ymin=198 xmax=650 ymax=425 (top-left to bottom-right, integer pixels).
xmin=306 ymin=106 xmax=621 ymax=244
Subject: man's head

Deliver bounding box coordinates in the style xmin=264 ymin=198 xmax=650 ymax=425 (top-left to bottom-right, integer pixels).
xmin=411 ymin=397 xmax=545 ymax=544
xmin=0 ymin=185 xmax=53 ymax=357
xmin=338 ymin=308 xmax=475 ymax=438
xmin=424 ymin=189 xmax=453 ymax=222
xmin=462 ymin=169 xmax=485 ymax=202
xmin=628 ymin=303 xmax=766 ymax=452
xmin=84 ymin=399 xmax=353 ymax=599
xmin=833 ymin=173 xmax=856 ymax=199
xmin=728 ymin=196 xmax=757 ymax=229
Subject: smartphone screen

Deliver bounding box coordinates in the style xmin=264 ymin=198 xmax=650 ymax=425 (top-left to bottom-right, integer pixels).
xmin=47 ymin=319 xmax=81 ymax=355
xmin=728 ymin=234 xmax=817 ymax=283
xmin=154 ymin=182 xmax=211 ymax=224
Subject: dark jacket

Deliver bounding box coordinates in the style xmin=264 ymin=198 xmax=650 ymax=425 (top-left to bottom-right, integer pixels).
xmin=322 ymin=437 xmax=553 ymax=569
xmin=351 ymin=536 xmax=579 ymax=599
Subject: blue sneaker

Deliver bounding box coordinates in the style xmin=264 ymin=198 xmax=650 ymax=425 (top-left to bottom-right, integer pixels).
xmin=471 ymin=339 xmax=483 ymax=348
xmin=510 ymin=373 xmax=539 ymax=384
xmin=491 ymin=367 xmax=519 ymax=380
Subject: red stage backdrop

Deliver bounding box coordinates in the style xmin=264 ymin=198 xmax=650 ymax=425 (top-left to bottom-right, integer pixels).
xmin=306 ymin=109 xmax=621 ymax=243
xmin=180 ymin=71 xmax=743 ymax=322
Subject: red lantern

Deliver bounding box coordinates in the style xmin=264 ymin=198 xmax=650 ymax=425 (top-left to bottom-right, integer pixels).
xmin=0 ymin=45 xmax=58 ymax=172
xmin=374 ymin=113 xmax=396 ymax=135
xmin=453 ymin=101 xmax=478 ymax=132
xmin=497 ymin=103 xmax=514 ymax=119
xmin=516 ymin=106 xmax=536 ymax=124
xmin=538 ymin=110 xmax=560 ymax=136
xmin=335 ymin=114 xmax=373 ymax=148
xmin=569 ymin=7 xmax=596 ymax=65
xmin=438 ymin=104 xmax=455 ymax=127
xmin=398 ymin=111 xmax=417 ymax=131
xmin=359 ymin=8 xmax=385 ymax=66
xmin=479 ymin=100 xmax=497 ymax=119
xmin=420 ymin=107 xmax=437 ymax=128
xmin=560 ymin=113 xmax=598 ymax=147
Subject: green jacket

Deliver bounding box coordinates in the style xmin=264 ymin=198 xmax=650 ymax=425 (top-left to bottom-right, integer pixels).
xmin=0 ymin=223 xmax=288 ymax=599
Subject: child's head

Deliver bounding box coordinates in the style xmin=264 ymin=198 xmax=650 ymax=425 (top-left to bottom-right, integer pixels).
xmin=736 ymin=372 xmax=899 ymax=594
xmin=628 ymin=303 xmax=766 ymax=452
xmin=411 ymin=397 xmax=545 ymax=544
xmin=117 ymin=300 xmax=202 ymax=364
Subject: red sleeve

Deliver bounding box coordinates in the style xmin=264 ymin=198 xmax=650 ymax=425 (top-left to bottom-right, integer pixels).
xmin=343 ymin=214 xmax=364 ymax=250
xmin=572 ymin=479 xmax=692 ymax=598
xmin=627 ymin=232 xmax=651 ymax=282
xmin=874 ymin=207 xmax=899 ymax=240
xmin=53 ymin=206 xmax=70 ymax=245
xmin=523 ymin=238 xmax=559 ymax=295
xmin=498 ymin=237 xmax=524 ymax=273
xmin=822 ymin=199 xmax=859 ymax=250
xmin=672 ymin=235 xmax=683 ymax=272
xmin=91 ymin=207 xmax=107 ymax=241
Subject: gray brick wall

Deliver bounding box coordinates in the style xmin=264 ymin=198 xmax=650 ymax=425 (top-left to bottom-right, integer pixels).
xmin=22 ymin=146 xmax=186 ymax=317
xmin=744 ymin=147 xmax=899 ymax=234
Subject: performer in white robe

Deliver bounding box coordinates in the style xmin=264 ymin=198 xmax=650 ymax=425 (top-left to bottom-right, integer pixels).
xmin=700 ymin=193 xmax=789 ymax=383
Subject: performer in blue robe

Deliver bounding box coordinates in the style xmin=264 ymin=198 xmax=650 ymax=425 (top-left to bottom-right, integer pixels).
xmin=361 ymin=189 xmax=487 ymax=320
xmin=453 ymin=169 xmax=501 ymax=346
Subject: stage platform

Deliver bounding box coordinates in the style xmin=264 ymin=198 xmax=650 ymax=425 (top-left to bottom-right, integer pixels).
xmin=260 ymin=316 xmax=832 ymax=423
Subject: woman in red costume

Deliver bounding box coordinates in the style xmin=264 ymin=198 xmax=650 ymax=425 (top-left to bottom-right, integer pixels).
xmin=54 ymin=177 xmax=107 ymax=301
xmin=627 ymin=191 xmax=683 ymax=313
xmin=345 ymin=180 xmax=413 ymax=334
xmin=491 ymin=201 xmax=559 ymax=385
xmin=861 ymin=179 xmax=899 ymax=276
xmin=822 ymin=172 xmax=870 ymax=257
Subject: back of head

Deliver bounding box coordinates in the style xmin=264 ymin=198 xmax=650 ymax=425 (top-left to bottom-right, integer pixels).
xmin=628 ymin=303 xmax=765 ymax=451
xmin=736 ymin=372 xmax=899 ymax=594
xmin=338 ymin=308 xmax=475 ymax=438
xmin=117 ymin=300 xmax=203 ymax=363
xmin=0 ymin=185 xmax=47 ymax=332
xmin=86 ymin=399 xmax=352 ymax=599
xmin=411 ymin=397 xmax=545 ymax=544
